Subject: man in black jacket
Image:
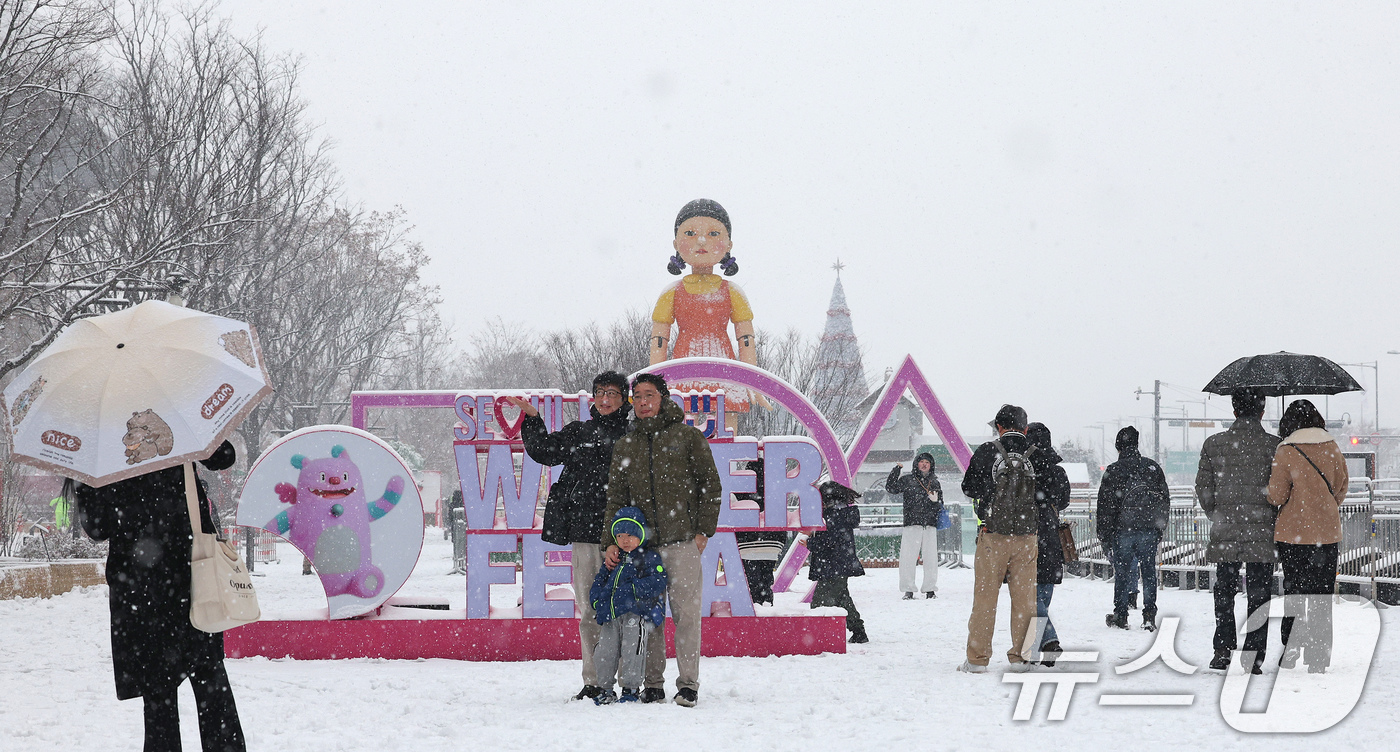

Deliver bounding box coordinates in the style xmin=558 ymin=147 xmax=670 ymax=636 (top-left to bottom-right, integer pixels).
xmin=959 ymin=404 xmax=1038 ymax=673
xmin=1097 ymin=426 xmax=1170 ymax=631
xmin=887 ymin=451 xmax=943 ymax=599
xmin=1027 ymin=423 xmax=1070 ymax=664
xmin=511 ymin=371 xmax=631 ymax=702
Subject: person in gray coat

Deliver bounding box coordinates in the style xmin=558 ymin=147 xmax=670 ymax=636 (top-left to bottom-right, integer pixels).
xmin=1195 ymin=388 xmax=1281 ymax=672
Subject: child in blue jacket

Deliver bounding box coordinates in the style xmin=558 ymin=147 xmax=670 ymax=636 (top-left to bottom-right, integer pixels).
xmin=589 ymin=506 xmax=667 ymax=704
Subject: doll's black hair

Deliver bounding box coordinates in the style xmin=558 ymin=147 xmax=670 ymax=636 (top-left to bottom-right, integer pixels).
xmin=666 ymin=251 xmax=740 ymax=276
xmin=670 ymin=199 xmax=740 ymax=276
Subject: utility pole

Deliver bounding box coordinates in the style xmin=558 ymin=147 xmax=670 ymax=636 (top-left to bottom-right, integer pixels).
xmin=1136 ymin=380 xmax=1162 ymax=463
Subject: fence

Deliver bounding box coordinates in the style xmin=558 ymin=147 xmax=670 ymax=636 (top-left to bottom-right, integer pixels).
xmin=224 ymin=527 xmax=281 ymax=565
xmin=1058 ymin=481 xmax=1400 ymax=602
xmin=853 ymin=501 xmax=970 ymax=569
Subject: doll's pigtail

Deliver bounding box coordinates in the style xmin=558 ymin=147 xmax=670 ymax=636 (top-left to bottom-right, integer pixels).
xmin=666 ymin=253 xmax=686 ymax=275
xmin=719 ymin=252 xmax=739 ymax=276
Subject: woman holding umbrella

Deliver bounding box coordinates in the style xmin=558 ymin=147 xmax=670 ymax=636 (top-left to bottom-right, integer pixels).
xmin=77 ymin=441 xmax=246 ymax=751
xmin=1267 ymin=399 xmax=1348 ymax=673
xmin=3 ymin=299 xmax=272 ymax=751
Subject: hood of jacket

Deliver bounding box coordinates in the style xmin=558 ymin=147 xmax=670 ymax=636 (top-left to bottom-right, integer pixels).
xmin=1032 ymin=444 xmax=1064 ymax=466
xmin=912 ymin=451 xmax=937 ymax=478
xmin=1281 ymin=427 xmax=1334 ymax=445
xmin=631 ymin=396 xmax=684 ymax=436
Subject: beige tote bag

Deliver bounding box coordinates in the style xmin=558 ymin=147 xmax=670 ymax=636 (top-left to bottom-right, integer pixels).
xmin=186 ymin=463 xmax=260 ymax=632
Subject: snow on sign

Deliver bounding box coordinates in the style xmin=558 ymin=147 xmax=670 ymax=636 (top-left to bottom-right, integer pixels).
xmin=224 ymin=356 xmax=967 ymax=661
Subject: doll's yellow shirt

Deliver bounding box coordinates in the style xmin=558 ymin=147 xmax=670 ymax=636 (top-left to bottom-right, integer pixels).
xmin=651 ymin=274 xmax=753 ymax=324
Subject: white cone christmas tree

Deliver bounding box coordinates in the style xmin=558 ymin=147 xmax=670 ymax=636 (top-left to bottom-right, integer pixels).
xmin=811 ymin=263 xmax=869 ymax=441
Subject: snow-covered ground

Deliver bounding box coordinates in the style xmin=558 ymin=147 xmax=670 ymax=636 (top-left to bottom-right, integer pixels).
xmin=2 ymin=531 xmax=1394 ymax=751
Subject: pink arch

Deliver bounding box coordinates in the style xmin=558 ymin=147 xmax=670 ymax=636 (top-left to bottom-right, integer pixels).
xmin=641 ymin=357 xmax=853 ymax=485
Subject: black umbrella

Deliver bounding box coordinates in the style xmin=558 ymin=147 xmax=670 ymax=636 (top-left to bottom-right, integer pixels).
xmin=1202 ymin=351 xmax=1364 ymax=397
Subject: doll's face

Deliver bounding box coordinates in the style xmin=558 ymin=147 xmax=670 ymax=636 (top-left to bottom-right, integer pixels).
xmin=673 ymin=216 xmax=732 ymax=269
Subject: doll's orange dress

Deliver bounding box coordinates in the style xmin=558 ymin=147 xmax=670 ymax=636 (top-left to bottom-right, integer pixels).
xmin=653 ymin=274 xmax=753 ymax=411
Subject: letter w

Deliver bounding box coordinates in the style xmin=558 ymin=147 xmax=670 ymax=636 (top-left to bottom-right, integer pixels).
xmin=454 ymin=444 xmax=544 ymax=529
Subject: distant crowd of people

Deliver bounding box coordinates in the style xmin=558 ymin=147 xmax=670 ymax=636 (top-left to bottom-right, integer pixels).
xmin=944 ymin=390 xmax=1346 ymax=675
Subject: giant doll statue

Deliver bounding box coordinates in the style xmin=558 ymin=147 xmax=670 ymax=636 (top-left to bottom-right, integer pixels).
xmin=650 ymin=199 xmax=757 ymax=425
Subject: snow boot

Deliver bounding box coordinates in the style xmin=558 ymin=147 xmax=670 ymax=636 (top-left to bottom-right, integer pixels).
xmin=572 ymin=685 xmax=602 ymax=702
xmin=593 ymin=689 xmax=618 ymax=706
xmin=1208 ymin=649 xmax=1231 ymax=671
xmin=618 ymin=688 xmax=640 ymax=703
xmin=640 ymin=688 xmax=666 ymax=704
xmin=850 ymin=629 xmax=870 ymax=644
xmin=675 ymin=688 xmax=698 ymax=707
xmin=1106 ymin=612 xmax=1129 ymax=630
xmin=1279 ymin=647 xmax=1300 ymax=670
xmin=1142 ymin=611 xmax=1158 ymax=632
xmin=957 ymin=661 xmax=988 ymax=674
xmin=902 ymin=592 xmax=915 ymax=600
xmin=1040 ymin=641 xmax=1062 ymax=667
xmin=925 ymin=591 xmax=937 ymax=599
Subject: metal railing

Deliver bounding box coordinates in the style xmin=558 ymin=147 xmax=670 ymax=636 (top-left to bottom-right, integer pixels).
xmin=1057 ymin=481 xmax=1400 ymax=600
xmin=224 ymin=527 xmax=281 ymax=564
xmin=852 ymin=501 xmax=969 ymax=569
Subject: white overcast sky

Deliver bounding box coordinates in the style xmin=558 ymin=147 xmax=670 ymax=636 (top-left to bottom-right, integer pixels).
xmin=224 ymin=2 xmax=1400 ymax=457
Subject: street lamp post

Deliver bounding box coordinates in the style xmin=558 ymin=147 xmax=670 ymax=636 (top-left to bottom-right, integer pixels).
xmin=1086 ymin=424 xmax=1108 ymax=466
xmin=1340 ymin=361 xmax=1379 ymax=431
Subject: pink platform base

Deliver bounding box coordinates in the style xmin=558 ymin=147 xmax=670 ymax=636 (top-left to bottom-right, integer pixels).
xmin=224 ymin=616 xmax=847 ymax=661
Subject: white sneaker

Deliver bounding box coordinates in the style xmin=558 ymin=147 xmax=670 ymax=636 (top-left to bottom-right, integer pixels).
xmin=1005 ymin=661 xmax=1033 ymax=673
xmin=957 ymin=661 xmax=988 ymax=674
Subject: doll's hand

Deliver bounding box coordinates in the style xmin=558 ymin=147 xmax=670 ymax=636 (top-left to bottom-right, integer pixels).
xmin=503 ymin=396 xmax=538 ymax=417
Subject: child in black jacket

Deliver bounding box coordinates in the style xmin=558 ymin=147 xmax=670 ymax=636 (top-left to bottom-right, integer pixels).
xmin=807 ymin=480 xmax=867 ymax=643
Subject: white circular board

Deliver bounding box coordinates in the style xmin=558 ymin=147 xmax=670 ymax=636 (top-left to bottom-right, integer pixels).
xmin=236 ymin=426 xmax=423 ymax=619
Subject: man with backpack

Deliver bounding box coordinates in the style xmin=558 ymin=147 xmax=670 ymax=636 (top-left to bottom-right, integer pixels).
xmin=1097 ymin=426 xmax=1171 ymax=631
xmin=958 ymin=404 xmax=1039 ymax=673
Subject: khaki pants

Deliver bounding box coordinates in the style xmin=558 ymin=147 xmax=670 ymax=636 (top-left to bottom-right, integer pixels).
xmin=645 ymin=540 xmax=703 ymax=692
xmin=966 ymin=532 xmax=1038 ymax=666
xmin=573 ymin=543 xmax=605 ymax=686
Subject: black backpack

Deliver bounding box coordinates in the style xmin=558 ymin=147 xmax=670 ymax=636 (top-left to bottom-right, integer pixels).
xmin=987 ymin=440 xmax=1038 ymax=536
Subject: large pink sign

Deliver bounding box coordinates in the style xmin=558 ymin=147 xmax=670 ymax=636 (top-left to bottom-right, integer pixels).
xmin=346 ymin=355 xmax=971 ymax=619
xmin=225 ymin=355 xmax=966 ymax=661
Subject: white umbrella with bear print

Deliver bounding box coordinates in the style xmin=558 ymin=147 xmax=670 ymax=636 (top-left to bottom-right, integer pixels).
xmin=1 ymin=300 xmax=273 ymax=486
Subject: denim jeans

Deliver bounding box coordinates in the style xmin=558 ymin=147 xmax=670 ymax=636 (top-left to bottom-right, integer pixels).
xmin=1035 ymin=583 xmax=1059 ymax=646
xmin=1111 ymin=530 xmax=1159 ymax=617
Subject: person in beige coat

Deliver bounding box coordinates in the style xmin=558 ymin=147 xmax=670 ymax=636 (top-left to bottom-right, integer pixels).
xmin=1267 ymin=399 xmax=1348 ymax=673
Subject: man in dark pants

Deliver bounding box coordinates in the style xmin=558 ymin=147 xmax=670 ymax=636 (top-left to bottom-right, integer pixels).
xmin=1195 ymin=389 xmax=1281 ymax=673
xmin=1097 ymin=426 xmax=1170 ymax=631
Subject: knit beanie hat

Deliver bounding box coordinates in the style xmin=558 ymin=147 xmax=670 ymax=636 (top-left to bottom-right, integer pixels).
xmin=611 ymin=506 xmax=649 ymax=545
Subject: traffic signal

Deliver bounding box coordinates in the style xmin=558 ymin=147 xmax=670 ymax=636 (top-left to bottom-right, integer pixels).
xmin=1350 ymin=436 xmax=1362 ymax=445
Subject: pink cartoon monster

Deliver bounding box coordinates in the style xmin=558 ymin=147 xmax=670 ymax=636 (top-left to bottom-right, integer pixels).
xmin=264 ymin=445 xmax=405 ymax=599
